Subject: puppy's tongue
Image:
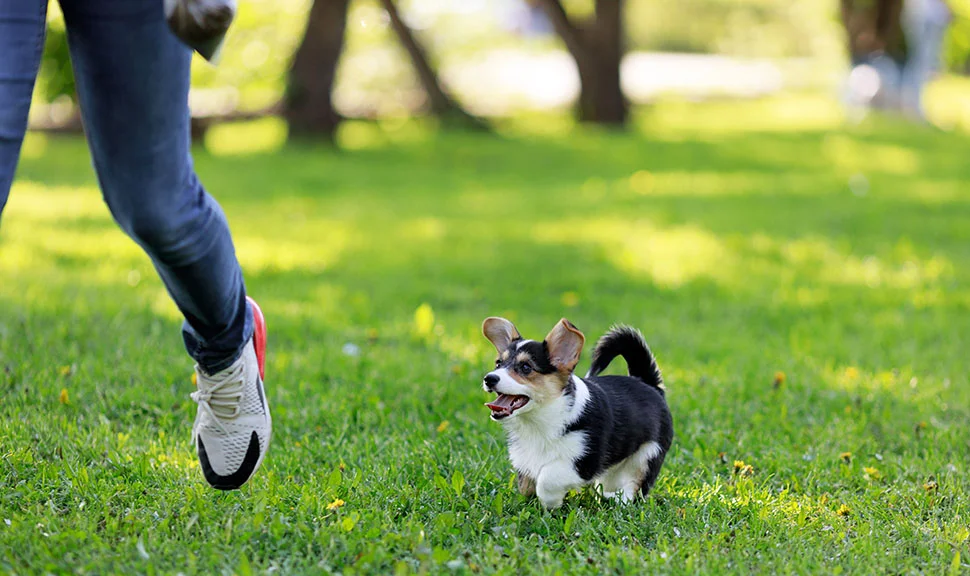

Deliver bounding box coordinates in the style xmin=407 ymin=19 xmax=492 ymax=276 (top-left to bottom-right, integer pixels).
xmin=486 ymin=394 xmax=529 ymax=416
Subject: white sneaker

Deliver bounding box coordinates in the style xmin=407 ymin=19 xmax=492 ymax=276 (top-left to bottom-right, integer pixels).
xmin=191 ymin=297 xmax=271 ymax=490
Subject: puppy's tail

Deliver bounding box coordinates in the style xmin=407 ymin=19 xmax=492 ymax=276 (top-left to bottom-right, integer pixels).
xmin=585 ymin=325 xmax=665 ymax=394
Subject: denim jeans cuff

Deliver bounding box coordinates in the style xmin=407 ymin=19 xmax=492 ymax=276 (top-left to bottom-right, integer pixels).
xmin=182 ymin=294 xmax=253 ymax=375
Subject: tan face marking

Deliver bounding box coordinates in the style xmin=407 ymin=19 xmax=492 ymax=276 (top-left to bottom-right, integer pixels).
xmin=509 ymin=352 xmax=568 ymax=402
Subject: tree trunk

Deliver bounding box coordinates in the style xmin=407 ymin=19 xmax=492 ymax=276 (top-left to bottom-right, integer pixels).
xmin=841 ymin=0 xmax=905 ymax=64
xmin=285 ymin=0 xmax=350 ymax=142
xmin=378 ymin=0 xmax=487 ymax=130
xmin=579 ymin=0 xmax=625 ymax=124
xmin=537 ymin=0 xmax=627 ymax=126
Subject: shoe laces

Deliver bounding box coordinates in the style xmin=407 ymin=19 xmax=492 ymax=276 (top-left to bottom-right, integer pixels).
xmin=191 ymin=360 xmax=245 ymax=442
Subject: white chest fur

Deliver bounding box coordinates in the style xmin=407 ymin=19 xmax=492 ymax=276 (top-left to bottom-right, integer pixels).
xmin=502 ymin=376 xmax=590 ymax=479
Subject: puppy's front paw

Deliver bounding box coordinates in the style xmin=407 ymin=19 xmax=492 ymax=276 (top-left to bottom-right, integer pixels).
xmin=538 ymin=494 xmax=564 ymax=510
xmin=536 ymin=483 xmax=566 ymax=509
xmin=535 ymin=462 xmax=581 ymax=510
xmin=516 ymin=473 xmax=536 ymax=497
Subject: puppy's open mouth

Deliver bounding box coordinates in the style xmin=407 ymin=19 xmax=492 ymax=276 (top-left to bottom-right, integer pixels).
xmin=486 ymin=394 xmax=530 ymax=419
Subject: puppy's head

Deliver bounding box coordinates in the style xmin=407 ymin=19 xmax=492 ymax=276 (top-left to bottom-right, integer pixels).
xmin=480 ymin=317 xmax=585 ymax=421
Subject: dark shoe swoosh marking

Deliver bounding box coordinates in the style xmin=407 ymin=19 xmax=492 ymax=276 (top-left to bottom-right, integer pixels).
xmin=198 ymin=431 xmax=260 ymax=491
xmin=256 ymin=376 xmax=266 ymax=413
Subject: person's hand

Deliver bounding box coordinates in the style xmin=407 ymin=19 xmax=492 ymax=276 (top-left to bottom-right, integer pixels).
xmin=164 ymin=0 xmax=236 ymax=62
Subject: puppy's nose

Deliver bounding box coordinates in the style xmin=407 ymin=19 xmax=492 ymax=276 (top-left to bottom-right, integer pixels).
xmin=483 ymin=373 xmax=500 ymax=390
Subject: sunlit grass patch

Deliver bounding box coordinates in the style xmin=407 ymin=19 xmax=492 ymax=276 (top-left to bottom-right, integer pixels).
xmin=639 ymin=93 xmax=845 ymax=136
xmin=204 ymin=116 xmax=288 ymax=156
xmin=534 ymin=218 xmax=733 ymax=289
xmin=924 ymin=75 xmax=970 ymax=131
xmin=821 ymin=133 xmax=922 ymax=176
xmin=4 ymin=180 xmax=107 ymax=221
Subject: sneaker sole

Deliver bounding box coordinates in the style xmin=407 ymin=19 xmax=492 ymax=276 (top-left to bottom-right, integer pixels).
xmin=249 ymin=296 xmax=267 ymax=379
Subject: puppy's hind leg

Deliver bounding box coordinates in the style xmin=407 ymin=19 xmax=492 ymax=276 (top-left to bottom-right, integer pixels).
xmin=516 ymin=472 xmax=536 ymax=497
xmin=639 ymin=452 xmax=667 ymax=497
xmin=611 ymin=464 xmax=643 ymax=503
xmin=594 ymin=468 xmax=623 ymax=500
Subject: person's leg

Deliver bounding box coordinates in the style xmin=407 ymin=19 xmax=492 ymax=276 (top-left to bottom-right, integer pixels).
xmin=0 ymin=0 xmax=47 ymax=214
xmin=60 ymin=0 xmax=271 ymax=490
xmin=916 ymin=20 xmax=947 ymax=114
xmin=59 ymin=0 xmax=250 ymax=374
xmin=901 ymin=16 xmax=927 ymax=118
xmin=902 ymin=16 xmax=947 ymax=120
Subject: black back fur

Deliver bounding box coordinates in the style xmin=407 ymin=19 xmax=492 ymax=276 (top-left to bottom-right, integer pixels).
xmin=567 ymin=326 xmax=673 ymax=492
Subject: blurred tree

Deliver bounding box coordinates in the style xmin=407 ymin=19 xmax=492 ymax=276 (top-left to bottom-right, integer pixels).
xmin=840 ymin=0 xmax=906 ymax=64
xmin=285 ymin=0 xmax=351 ymax=142
xmin=535 ymin=0 xmax=626 ymax=125
xmin=378 ymin=0 xmax=487 ymax=130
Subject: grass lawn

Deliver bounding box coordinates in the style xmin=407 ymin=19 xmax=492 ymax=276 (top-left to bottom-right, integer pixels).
xmin=1 ymin=95 xmax=969 ymax=574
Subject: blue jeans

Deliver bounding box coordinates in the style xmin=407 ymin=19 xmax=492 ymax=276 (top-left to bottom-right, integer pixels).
xmin=901 ymin=18 xmax=947 ymax=119
xmin=0 ymin=0 xmax=251 ymax=374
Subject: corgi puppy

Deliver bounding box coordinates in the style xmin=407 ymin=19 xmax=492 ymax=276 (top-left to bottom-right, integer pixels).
xmin=481 ymin=317 xmax=673 ymax=509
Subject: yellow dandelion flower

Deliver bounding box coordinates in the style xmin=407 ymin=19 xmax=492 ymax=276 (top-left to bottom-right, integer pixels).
xmin=923 ymin=481 xmax=938 ymax=492
xmin=864 ymin=466 xmax=882 ymax=480
xmin=733 ymin=460 xmax=745 ymax=474
xmin=437 ymin=420 xmax=450 ymax=433
xmin=837 ymin=504 xmax=851 ymax=517
xmin=560 ymin=292 xmax=580 ymax=308
xmin=413 ymin=303 xmax=435 ymax=337
xmin=338 ymin=462 xmax=346 ymax=471
xmin=58 ymin=388 xmax=69 ymax=405
xmin=844 ymin=366 xmax=860 ymax=380
xmin=740 ymin=465 xmax=754 ymax=477
xmin=59 ymin=365 xmax=72 ymax=376
xmin=915 ymin=421 xmax=927 ymax=439
xmin=840 ymin=452 xmax=852 ymax=464
xmin=772 ymin=371 xmax=786 ymax=388
xmin=326 ymin=498 xmax=345 ymax=511
xmin=733 ymin=460 xmax=753 ymax=476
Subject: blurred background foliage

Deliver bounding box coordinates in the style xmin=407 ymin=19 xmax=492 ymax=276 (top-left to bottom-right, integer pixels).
xmin=33 ymin=0 xmax=842 ymax=111
xmin=29 ymin=0 xmax=970 ymax=122
xmin=624 ymin=0 xmax=842 ymax=58
xmin=945 ymin=0 xmax=970 ymax=72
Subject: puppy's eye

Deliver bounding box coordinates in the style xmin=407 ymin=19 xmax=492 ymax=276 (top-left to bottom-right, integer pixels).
xmin=495 ymin=359 xmax=501 ymax=368
xmin=518 ymin=362 xmax=532 ymax=375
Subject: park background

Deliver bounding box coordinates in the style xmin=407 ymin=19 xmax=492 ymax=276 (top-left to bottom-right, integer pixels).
xmin=2 ymin=0 xmax=970 ymax=573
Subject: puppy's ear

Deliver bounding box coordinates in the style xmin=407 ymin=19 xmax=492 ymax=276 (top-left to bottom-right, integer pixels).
xmin=545 ymin=318 xmax=584 ymax=373
xmin=482 ymin=317 xmax=521 ymax=352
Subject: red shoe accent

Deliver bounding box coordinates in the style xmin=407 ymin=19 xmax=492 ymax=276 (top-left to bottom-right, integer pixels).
xmin=247 ymin=296 xmax=267 ymax=380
